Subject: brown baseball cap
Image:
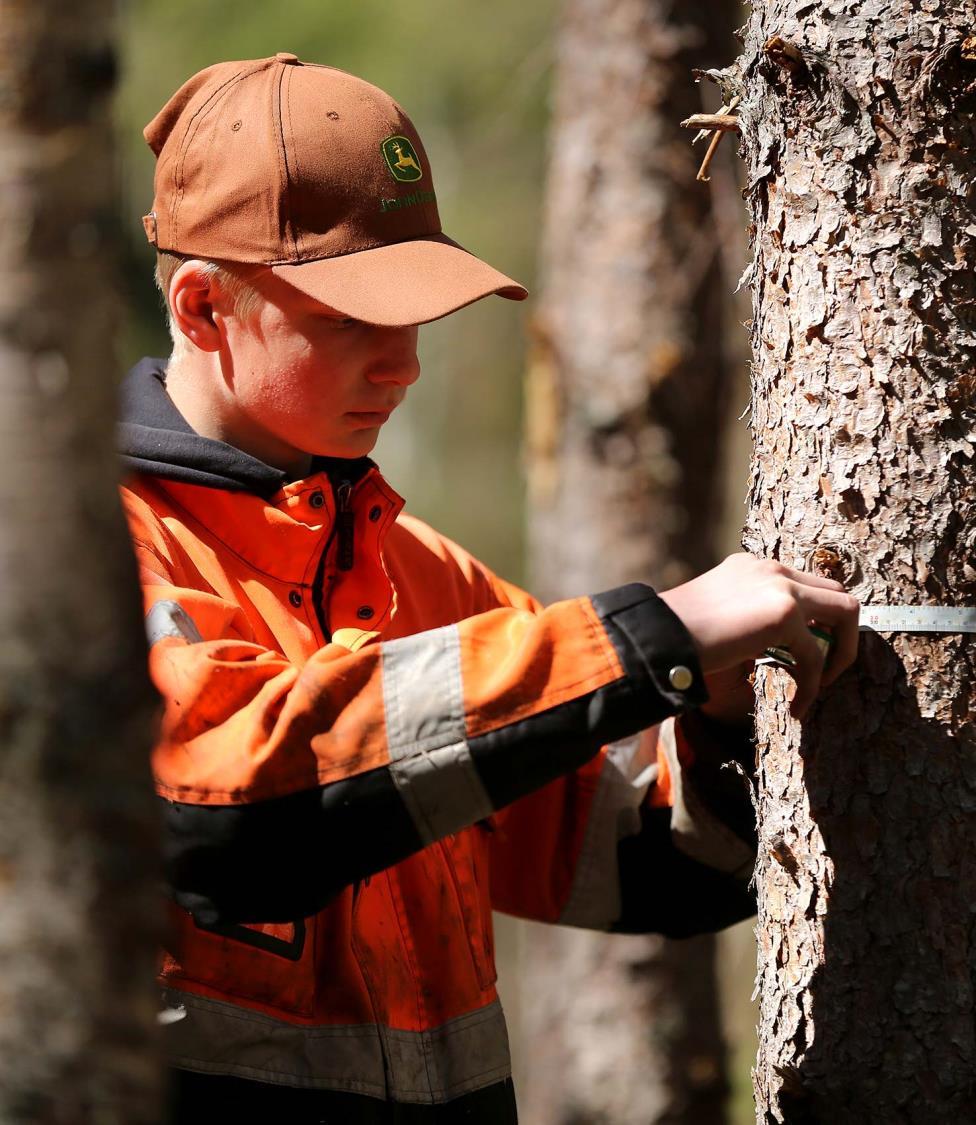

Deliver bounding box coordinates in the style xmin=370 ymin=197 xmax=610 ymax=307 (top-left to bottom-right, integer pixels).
xmin=143 ymin=53 xmax=527 ymax=327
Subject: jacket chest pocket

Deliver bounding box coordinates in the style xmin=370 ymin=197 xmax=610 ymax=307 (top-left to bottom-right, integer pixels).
xmin=439 ymin=831 xmax=497 ymax=991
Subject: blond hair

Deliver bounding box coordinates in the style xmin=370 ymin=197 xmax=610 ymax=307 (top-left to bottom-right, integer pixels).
xmin=154 ymin=251 xmax=262 ymax=362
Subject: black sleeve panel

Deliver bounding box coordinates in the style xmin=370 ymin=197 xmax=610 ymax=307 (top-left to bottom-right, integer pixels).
xmin=162 ymin=767 xmax=423 ymax=926
xmin=471 ymin=677 xmax=657 ymax=808
xmin=163 ymin=585 xmax=709 ymax=928
xmin=612 ymin=806 xmax=756 ymax=937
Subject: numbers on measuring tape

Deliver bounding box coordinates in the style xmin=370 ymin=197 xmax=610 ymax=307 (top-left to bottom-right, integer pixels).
xmin=859 ymin=607 xmax=976 ymax=634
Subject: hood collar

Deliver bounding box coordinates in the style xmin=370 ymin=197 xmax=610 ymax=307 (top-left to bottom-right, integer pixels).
xmin=117 ymin=358 xmax=373 ymax=498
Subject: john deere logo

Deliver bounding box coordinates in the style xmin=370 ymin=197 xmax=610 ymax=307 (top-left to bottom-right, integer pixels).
xmin=381 ymin=135 xmax=423 ymax=183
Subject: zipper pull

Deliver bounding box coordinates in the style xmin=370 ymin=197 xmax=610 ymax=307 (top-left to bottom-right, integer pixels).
xmin=336 ymin=481 xmax=355 ymax=571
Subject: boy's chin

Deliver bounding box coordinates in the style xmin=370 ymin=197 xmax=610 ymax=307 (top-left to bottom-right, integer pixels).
xmin=316 ymin=432 xmax=381 ymax=460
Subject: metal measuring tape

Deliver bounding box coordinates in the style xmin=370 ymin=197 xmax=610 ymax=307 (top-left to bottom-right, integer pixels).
xmin=759 ymin=607 xmax=976 ymax=668
xmin=858 ymin=606 xmax=976 ymax=634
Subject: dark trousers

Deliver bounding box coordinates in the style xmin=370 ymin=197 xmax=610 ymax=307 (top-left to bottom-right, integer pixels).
xmin=170 ymin=1070 xmax=518 ymax=1124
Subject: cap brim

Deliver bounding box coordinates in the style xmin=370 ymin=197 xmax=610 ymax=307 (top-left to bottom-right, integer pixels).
xmin=270 ymin=234 xmax=527 ymax=327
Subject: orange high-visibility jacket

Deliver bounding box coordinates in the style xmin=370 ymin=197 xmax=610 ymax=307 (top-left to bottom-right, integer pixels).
xmin=119 ymin=360 xmax=755 ymax=1121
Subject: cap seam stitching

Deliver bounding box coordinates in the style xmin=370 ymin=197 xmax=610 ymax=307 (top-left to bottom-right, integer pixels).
xmin=272 ymin=65 xmax=297 ymax=262
xmin=282 ymin=65 xmax=304 ymax=261
xmin=172 ymin=67 xmax=248 ymax=250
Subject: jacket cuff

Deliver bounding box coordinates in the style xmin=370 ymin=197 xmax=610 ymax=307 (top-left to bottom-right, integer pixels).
xmin=590 ymin=583 xmax=708 ymax=716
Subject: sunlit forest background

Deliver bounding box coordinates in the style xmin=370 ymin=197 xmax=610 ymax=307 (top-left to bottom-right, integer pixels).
xmin=115 ymin=3 xmax=755 ymax=1119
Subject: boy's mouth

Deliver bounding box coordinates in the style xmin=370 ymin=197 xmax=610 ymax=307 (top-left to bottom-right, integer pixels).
xmin=346 ymin=408 xmax=396 ymax=426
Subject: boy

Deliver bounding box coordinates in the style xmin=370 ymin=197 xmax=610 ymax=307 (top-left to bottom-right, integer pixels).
xmin=121 ymin=54 xmax=859 ymax=1124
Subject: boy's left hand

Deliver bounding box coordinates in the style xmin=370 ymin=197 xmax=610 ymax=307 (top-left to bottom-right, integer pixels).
xmin=701 ymin=662 xmax=755 ymax=725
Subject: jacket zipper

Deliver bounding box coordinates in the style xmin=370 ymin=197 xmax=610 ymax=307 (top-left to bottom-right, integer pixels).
xmin=335 ymin=481 xmax=355 ymax=571
xmin=311 ymin=477 xmax=355 ymax=641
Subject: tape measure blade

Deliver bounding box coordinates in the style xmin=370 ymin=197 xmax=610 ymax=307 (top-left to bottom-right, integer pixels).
xmin=859 ymin=606 xmax=976 ymax=633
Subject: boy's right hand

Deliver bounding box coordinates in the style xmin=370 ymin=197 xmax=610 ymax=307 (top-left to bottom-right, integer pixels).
xmin=659 ymin=553 xmax=860 ymax=719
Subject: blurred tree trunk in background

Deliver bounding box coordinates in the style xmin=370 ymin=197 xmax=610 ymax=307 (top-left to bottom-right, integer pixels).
xmin=0 ymin=3 xmax=161 ymax=1122
xmin=738 ymin=2 xmax=976 ymax=1120
xmin=521 ymin=0 xmax=741 ymax=1121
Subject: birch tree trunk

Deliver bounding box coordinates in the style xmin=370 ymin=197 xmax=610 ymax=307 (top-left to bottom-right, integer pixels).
xmin=0 ymin=4 xmax=161 ymax=1121
xmin=738 ymin=2 xmax=976 ymax=1119
xmin=521 ymin=0 xmax=740 ymax=1120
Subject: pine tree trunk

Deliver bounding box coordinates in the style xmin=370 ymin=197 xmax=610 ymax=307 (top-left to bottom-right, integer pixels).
xmin=520 ymin=1 xmax=739 ymax=1120
xmin=0 ymin=4 xmax=162 ymax=1121
xmin=738 ymin=3 xmax=976 ymax=1119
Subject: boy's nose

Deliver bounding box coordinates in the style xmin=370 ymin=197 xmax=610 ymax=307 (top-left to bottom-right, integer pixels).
xmin=366 ymin=327 xmax=421 ymax=386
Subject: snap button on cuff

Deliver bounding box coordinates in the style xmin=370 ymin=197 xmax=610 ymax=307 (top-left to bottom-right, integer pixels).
xmin=309 ymin=490 xmax=325 ymax=509
xmin=289 ymin=590 xmax=303 ymax=607
xmin=669 ymin=665 xmax=693 ymax=691
xmin=357 ymin=605 xmax=374 ymax=620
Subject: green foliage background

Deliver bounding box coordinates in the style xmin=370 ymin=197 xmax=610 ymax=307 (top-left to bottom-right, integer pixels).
xmin=116 ymin=0 xmax=558 ymax=583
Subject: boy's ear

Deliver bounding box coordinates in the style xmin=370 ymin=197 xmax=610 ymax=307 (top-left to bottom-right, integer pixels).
xmin=169 ymin=261 xmax=223 ymax=353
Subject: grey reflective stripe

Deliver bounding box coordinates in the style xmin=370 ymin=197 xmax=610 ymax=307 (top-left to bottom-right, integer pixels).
xmin=146 ymin=599 xmax=203 ymax=647
xmin=657 ymin=718 xmax=755 ymax=879
xmin=559 ymin=730 xmax=658 ymax=929
xmin=381 ymin=626 xmax=493 ymax=843
xmin=161 ymin=989 xmax=511 ymax=1104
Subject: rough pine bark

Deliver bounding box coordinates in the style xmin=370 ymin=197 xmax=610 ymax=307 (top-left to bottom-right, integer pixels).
xmin=520 ymin=1 xmax=740 ymax=1121
xmin=737 ymin=2 xmax=976 ymax=1119
xmin=0 ymin=3 xmax=162 ymax=1121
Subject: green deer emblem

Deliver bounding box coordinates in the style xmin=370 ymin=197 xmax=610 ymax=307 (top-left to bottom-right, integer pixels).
xmin=381 ymin=135 xmax=424 ymax=183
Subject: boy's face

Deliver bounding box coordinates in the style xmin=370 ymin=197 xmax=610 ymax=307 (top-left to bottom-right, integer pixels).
xmin=210 ymin=269 xmax=420 ymax=471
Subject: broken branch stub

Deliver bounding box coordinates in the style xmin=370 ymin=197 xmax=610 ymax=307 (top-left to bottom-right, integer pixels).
xmin=680 ymin=112 xmax=741 ymax=134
